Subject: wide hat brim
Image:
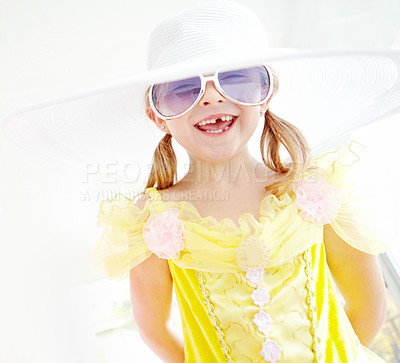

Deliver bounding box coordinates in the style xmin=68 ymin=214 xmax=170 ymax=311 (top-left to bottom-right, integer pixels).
xmin=2 ymin=48 xmax=400 ymax=173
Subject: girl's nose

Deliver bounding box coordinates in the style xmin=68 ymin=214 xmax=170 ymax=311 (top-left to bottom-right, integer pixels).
xmin=199 ymin=80 xmax=227 ymax=106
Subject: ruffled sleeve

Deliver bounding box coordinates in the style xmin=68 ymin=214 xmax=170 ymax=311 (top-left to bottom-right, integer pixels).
xmin=93 ymin=194 xmax=152 ymax=281
xmin=309 ymin=139 xmax=400 ymax=255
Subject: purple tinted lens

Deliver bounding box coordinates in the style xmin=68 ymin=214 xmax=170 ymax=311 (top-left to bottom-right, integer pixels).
xmin=152 ymin=76 xmax=202 ymax=117
xmin=218 ymin=66 xmax=270 ymax=104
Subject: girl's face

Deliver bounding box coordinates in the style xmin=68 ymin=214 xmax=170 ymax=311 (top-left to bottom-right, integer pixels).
xmin=149 ymin=80 xmax=269 ymax=162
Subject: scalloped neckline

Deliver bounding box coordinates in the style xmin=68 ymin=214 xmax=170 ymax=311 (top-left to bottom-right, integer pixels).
xmin=145 ymin=187 xmax=294 ymax=230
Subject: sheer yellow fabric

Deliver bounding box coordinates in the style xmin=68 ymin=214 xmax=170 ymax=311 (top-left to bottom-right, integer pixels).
xmin=309 ymin=140 xmax=399 ymax=255
xmin=93 ymin=139 xmax=393 ymax=362
xmin=94 ymin=196 xmax=152 ymax=280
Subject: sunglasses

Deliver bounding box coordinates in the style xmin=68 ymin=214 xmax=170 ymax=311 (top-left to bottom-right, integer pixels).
xmin=149 ymin=64 xmax=274 ymax=119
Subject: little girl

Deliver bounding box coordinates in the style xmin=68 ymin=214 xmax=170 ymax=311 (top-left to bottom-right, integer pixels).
xmin=91 ymin=2 xmax=400 ymax=362
xmin=3 ymin=1 xmax=399 ymax=362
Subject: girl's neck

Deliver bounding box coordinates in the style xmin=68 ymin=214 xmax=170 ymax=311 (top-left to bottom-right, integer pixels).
xmin=180 ymin=150 xmax=275 ymax=190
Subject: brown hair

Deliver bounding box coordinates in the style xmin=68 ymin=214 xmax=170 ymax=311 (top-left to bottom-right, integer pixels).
xmin=146 ymin=131 xmax=178 ymax=190
xmin=143 ymin=69 xmax=315 ymax=197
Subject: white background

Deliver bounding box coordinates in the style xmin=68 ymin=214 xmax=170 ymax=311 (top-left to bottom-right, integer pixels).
xmin=1 ymin=0 xmax=400 ymax=362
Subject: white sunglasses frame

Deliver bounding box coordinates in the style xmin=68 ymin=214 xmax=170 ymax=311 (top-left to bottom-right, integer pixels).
xmin=149 ymin=64 xmax=274 ymax=120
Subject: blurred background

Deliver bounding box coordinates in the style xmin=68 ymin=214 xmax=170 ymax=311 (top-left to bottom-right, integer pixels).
xmin=1 ymin=0 xmax=400 ymax=362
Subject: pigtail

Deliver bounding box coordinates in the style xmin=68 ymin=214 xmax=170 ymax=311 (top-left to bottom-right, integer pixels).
xmin=145 ymin=133 xmax=177 ymax=190
xmin=141 ymin=87 xmax=177 ymax=192
xmin=260 ymin=109 xmax=315 ymax=198
xmin=258 ymin=67 xmax=316 ymax=197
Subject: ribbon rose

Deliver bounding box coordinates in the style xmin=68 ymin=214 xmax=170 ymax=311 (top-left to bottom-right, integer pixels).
xmin=143 ymin=207 xmax=186 ymax=259
xmin=293 ymin=174 xmax=342 ymax=226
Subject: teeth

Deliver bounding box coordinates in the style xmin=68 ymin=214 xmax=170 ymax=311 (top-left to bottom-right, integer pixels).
xmin=197 ymin=115 xmax=234 ymax=126
xmin=198 ymin=119 xmax=216 ymax=126
xmin=205 ymin=126 xmax=231 ymax=133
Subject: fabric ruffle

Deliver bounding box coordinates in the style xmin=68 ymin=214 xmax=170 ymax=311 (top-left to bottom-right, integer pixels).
xmin=93 ymin=187 xmax=295 ymax=279
xmin=307 ymin=139 xmax=399 ymax=255
xmin=93 ymin=139 xmax=399 ymax=280
xmin=93 ymin=196 xmax=153 ymax=280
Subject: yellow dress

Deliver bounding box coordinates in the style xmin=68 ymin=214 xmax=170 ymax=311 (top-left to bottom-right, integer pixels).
xmin=93 ymin=140 xmax=396 ymax=363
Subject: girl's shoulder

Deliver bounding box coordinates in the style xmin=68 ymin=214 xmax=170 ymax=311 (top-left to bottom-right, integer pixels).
xmin=134 ymin=190 xmax=151 ymax=209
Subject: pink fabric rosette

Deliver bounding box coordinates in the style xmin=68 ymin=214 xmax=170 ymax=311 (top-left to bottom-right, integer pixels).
xmin=293 ymin=174 xmax=343 ymax=226
xmin=143 ymin=207 xmax=186 ymax=259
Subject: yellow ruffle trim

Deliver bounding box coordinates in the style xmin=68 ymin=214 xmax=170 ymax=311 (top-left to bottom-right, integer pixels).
xmin=313 ymin=140 xmax=399 ymax=255
xmin=93 ymin=139 xmax=399 ymax=280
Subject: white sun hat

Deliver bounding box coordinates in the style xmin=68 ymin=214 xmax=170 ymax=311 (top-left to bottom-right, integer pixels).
xmin=2 ymin=0 xmax=400 ymax=171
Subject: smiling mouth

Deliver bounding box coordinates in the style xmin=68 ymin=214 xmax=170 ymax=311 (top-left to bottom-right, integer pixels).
xmin=195 ymin=116 xmax=237 ymax=134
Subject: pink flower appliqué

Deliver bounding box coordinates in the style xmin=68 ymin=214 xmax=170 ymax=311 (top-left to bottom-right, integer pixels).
xmin=246 ymin=267 xmax=265 ymax=286
xmin=260 ymin=338 xmax=282 ymax=363
xmin=293 ymin=175 xmax=342 ymax=226
xmin=253 ymin=310 xmax=273 ymax=335
xmin=251 ymin=286 xmax=271 ymax=308
xmin=143 ymin=208 xmax=185 ymax=259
